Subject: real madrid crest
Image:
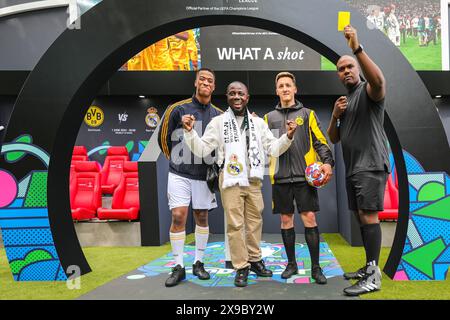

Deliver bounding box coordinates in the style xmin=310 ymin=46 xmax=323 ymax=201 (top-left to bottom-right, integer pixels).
xmin=145 ymin=107 xmax=160 ymax=129
xmin=295 ymin=116 xmax=304 ymax=126
xmin=227 ymin=154 xmax=243 ymax=176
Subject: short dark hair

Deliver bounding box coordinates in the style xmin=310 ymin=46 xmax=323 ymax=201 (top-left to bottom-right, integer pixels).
xmin=275 ymin=72 xmax=296 ymax=87
xmin=226 ymin=81 xmax=248 ymax=94
xmin=196 ymin=67 xmax=215 ymax=80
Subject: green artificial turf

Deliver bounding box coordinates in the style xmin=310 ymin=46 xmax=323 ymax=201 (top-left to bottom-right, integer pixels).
xmin=322 ymin=234 xmax=450 ymax=300
xmin=321 ymin=36 xmax=442 ymax=71
xmin=1 ymin=233 xmax=448 ymax=300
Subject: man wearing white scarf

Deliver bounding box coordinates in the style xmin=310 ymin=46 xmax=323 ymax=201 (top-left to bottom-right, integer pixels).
xmin=182 ymin=82 xmax=297 ymax=287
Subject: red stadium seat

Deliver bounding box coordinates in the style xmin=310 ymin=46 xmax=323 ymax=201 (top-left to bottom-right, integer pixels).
xmin=124 ymin=161 xmax=138 ymax=172
xmin=101 ymin=157 xmax=127 ymax=194
xmin=73 ymin=146 xmax=88 ymax=156
xmin=70 ymin=162 xmax=102 ymax=221
xmin=74 ymin=161 xmax=100 ymax=173
xmin=106 ymin=146 xmax=129 ymax=157
xmin=97 ymin=172 xmax=140 ymax=221
xmin=69 ymin=161 xmax=81 ymax=184
xmin=70 ymin=159 xmax=101 ymax=183
xmin=72 ymin=145 xmax=102 ymax=170
xmin=72 ymin=155 xmax=88 ymax=161
xmin=72 ymin=146 xmax=88 ymax=161
xmin=100 ymin=147 xmax=130 ymax=194
xmin=379 ymin=173 xmax=399 ymax=221
xmin=71 ymin=146 xmax=89 ymax=182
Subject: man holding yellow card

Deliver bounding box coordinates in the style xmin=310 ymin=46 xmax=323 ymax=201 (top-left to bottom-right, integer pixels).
xmin=327 ymin=25 xmax=389 ymax=296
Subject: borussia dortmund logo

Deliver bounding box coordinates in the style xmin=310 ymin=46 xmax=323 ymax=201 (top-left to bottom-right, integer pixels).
xmin=84 ymin=106 xmax=104 ymax=127
xmin=295 ymin=116 xmax=304 ymax=126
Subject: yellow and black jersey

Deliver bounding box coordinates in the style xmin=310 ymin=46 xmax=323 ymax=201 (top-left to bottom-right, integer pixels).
xmin=264 ymin=101 xmax=334 ymax=184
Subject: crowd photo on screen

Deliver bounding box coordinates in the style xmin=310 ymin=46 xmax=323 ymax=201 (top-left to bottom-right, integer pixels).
xmin=345 ymin=0 xmax=441 ymax=47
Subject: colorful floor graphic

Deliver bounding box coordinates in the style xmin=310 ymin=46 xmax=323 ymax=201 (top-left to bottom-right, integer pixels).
xmin=130 ymin=241 xmax=344 ymax=287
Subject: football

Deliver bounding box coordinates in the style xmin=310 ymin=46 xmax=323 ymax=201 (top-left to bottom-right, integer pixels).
xmin=305 ymin=162 xmax=325 ymax=188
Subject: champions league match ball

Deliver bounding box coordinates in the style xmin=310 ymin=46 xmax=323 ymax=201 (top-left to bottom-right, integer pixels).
xmin=305 ymin=162 xmax=325 ymax=188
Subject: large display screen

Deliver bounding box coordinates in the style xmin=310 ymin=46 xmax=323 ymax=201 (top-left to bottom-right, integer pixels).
xmin=338 ymin=0 xmax=442 ymax=70
xmin=78 ymin=0 xmax=445 ymax=71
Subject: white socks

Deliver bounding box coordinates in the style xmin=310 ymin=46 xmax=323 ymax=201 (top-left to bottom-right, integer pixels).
xmin=170 ymin=231 xmax=186 ymax=267
xmin=195 ymin=225 xmax=209 ymax=263
xmin=170 ymin=226 xmax=209 ymax=267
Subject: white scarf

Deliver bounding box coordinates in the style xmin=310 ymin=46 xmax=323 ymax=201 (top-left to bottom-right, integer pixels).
xmin=221 ymin=107 xmax=264 ymax=189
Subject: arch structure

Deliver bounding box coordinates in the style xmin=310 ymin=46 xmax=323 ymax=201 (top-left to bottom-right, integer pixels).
xmin=0 ymin=0 xmax=448 ymax=281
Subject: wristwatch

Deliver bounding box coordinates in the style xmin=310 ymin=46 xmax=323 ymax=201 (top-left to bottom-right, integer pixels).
xmin=353 ymin=44 xmax=363 ymax=55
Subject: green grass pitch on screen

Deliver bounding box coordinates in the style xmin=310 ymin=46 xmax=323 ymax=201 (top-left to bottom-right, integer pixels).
xmin=321 ymin=37 xmax=442 ymax=71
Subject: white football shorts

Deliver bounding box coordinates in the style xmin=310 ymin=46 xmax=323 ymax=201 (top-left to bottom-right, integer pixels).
xmin=167 ymin=172 xmax=218 ymax=211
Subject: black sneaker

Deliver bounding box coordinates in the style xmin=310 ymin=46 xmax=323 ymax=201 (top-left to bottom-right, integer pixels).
xmin=234 ymin=267 xmax=249 ymax=287
xmin=343 ymin=265 xmax=367 ymax=280
xmin=343 ymin=265 xmax=382 ymax=296
xmin=249 ymin=260 xmax=273 ymax=277
xmin=281 ymin=262 xmax=298 ymax=279
xmin=165 ymin=264 xmax=186 ymax=287
xmin=192 ymin=260 xmax=210 ymax=280
xmin=311 ymin=266 xmax=327 ymax=285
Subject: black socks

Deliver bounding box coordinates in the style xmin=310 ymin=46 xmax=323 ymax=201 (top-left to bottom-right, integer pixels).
xmin=281 ymin=227 xmax=296 ymax=264
xmin=305 ymin=226 xmax=320 ymax=268
xmin=361 ymin=223 xmax=382 ymax=266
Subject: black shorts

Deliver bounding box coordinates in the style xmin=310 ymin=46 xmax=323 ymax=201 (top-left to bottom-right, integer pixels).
xmin=346 ymin=171 xmax=388 ymax=212
xmin=272 ymin=182 xmax=319 ymax=214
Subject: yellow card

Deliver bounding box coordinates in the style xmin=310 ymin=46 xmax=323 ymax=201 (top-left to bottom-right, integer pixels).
xmin=338 ymin=11 xmax=351 ymax=31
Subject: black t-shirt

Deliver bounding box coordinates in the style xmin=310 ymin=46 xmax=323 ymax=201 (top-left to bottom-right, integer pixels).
xmin=339 ymin=81 xmax=390 ymax=177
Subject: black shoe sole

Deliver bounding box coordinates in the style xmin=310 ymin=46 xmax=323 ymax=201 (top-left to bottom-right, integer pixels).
xmin=252 ymin=273 xmax=273 ymax=277
xmin=312 ymin=272 xmax=327 ymax=284
xmin=234 ymin=282 xmax=248 ymax=287
xmin=343 ymin=274 xmax=363 ymax=280
xmin=193 ymin=263 xmax=210 ymax=280
xmin=250 ymin=269 xmax=273 ymax=277
xmin=313 ymin=278 xmax=327 ymax=285
xmin=343 ymin=288 xmax=379 ymax=296
xmin=194 ymin=273 xmax=210 ymax=280
xmin=165 ymin=279 xmax=185 ymax=287
xmin=281 ymin=270 xmax=298 ymax=279
xmin=165 ymin=274 xmax=186 ymax=287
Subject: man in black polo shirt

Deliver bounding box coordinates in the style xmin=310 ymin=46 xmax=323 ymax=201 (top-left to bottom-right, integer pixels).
xmin=327 ymin=25 xmax=389 ymax=296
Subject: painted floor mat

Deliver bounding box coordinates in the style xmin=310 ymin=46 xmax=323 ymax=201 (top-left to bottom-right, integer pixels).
xmin=78 ymin=235 xmax=356 ymax=300
xmin=131 ymin=241 xmax=344 ymax=287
